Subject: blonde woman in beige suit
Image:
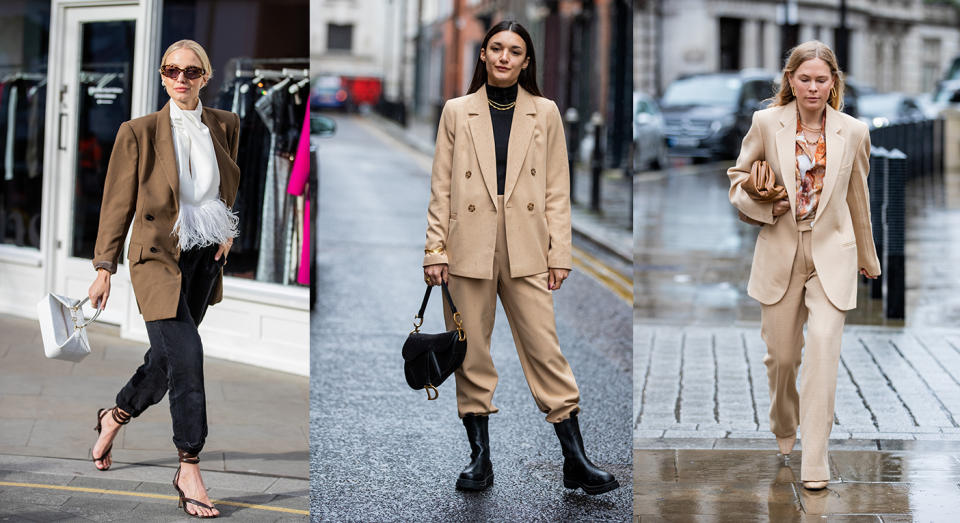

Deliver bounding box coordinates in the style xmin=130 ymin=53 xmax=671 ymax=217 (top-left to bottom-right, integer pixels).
xmin=422 ymin=21 xmax=617 ymax=495
xmin=728 ymin=41 xmax=881 ymax=490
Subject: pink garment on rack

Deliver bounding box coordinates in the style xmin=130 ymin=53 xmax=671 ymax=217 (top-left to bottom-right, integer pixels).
xmin=288 ymin=104 xmax=310 ymax=196
xmin=288 ymin=104 xmax=311 ymax=284
xmin=298 ymin=200 xmax=310 ymax=284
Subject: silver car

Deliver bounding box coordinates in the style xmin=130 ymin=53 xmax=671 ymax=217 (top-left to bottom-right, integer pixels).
xmin=633 ymin=92 xmax=668 ymax=171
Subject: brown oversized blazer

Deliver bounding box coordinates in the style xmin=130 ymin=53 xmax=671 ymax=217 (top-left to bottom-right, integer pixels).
xmin=92 ymin=101 xmax=241 ymax=322
xmin=728 ymin=101 xmax=881 ymax=311
xmin=423 ymin=86 xmax=572 ymax=278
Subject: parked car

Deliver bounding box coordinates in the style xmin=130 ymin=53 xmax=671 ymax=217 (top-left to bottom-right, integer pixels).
xmin=856 ymin=92 xmax=925 ymax=129
xmin=660 ymin=70 xmax=776 ymax=160
xmin=311 ymin=75 xmax=348 ymax=110
xmin=632 ymin=91 xmax=668 ymax=170
xmin=924 ymin=79 xmax=960 ymax=118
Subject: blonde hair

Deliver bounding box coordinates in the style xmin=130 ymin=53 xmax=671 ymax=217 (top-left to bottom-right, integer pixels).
xmin=773 ymin=40 xmax=844 ymax=111
xmin=160 ymin=39 xmax=213 ymax=80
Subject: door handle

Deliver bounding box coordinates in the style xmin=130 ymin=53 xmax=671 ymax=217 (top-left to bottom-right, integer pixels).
xmin=58 ymin=112 xmax=67 ymax=151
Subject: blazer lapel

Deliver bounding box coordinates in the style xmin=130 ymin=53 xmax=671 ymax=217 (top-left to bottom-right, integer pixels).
xmin=154 ymin=102 xmax=180 ymax=207
xmin=503 ymin=87 xmax=537 ymax=203
xmin=815 ymin=105 xmax=845 ymax=224
xmin=466 ymin=88 xmax=499 ymax=209
xmin=775 ymin=102 xmax=798 ymax=220
xmin=202 ymin=108 xmax=239 ymax=207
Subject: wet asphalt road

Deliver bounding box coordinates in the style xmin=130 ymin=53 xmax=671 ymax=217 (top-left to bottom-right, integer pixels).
xmin=310 ymin=116 xmax=632 ymax=521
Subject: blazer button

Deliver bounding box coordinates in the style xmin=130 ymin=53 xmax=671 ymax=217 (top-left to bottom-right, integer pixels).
xmin=468 ymin=204 xmax=476 ymax=212
xmin=530 ymin=168 xmax=536 ymax=176
xmin=145 ymin=214 xmax=154 ymax=221
xmin=465 ymin=171 xmax=472 ymax=178
xmin=149 ymin=247 xmax=159 ymax=253
xmin=527 ymin=202 xmax=535 ymax=211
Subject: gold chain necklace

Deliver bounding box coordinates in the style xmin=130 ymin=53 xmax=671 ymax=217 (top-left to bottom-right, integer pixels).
xmin=488 ymin=99 xmax=516 ymax=111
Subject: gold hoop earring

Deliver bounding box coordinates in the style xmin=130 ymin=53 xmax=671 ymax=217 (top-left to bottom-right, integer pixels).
xmin=790 ymin=86 xmax=796 ymax=97
xmin=830 ymin=86 xmax=838 ymax=102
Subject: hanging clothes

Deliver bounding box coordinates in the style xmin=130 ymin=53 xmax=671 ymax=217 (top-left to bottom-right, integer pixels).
xmin=287 ymin=104 xmax=311 ymax=285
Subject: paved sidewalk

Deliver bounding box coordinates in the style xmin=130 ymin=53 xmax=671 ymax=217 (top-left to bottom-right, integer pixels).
xmin=634 ymin=324 xmax=960 ymax=446
xmin=0 ymin=313 xmax=309 ymax=519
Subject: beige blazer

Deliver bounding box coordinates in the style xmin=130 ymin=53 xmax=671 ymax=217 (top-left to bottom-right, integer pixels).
xmin=92 ymin=101 xmax=241 ymax=322
xmin=423 ymin=86 xmax=572 ymax=278
xmin=728 ymin=101 xmax=881 ymax=311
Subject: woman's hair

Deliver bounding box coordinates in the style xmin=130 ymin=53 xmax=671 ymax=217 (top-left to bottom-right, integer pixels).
xmin=466 ymin=20 xmax=542 ymax=97
xmin=772 ymin=40 xmax=844 ymax=111
xmin=161 ymin=39 xmax=213 ymax=81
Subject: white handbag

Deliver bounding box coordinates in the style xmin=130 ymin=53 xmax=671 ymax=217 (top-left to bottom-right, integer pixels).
xmin=36 ymin=294 xmax=102 ymax=362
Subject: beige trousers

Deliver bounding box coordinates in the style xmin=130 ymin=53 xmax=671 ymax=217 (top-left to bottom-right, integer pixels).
xmin=443 ymin=196 xmax=580 ymax=423
xmin=760 ymin=219 xmax=846 ymax=481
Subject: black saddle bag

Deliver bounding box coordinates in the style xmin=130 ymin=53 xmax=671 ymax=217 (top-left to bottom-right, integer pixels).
xmin=402 ymin=282 xmax=467 ymax=400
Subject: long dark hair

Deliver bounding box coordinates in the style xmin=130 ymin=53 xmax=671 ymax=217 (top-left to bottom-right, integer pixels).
xmin=466 ymin=20 xmax=542 ymax=97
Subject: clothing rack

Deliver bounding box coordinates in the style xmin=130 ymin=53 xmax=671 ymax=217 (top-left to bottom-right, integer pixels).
xmin=1 ymin=72 xmax=46 ymax=83
xmin=235 ymin=68 xmax=309 ymax=80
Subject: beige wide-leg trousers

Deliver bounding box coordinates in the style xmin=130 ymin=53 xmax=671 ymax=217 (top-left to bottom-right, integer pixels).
xmin=443 ymin=196 xmax=580 ymax=423
xmin=760 ymin=219 xmax=847 ymax=481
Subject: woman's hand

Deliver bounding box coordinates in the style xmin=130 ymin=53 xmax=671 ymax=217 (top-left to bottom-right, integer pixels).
xmin=214 ymin=238 xmax=233 ymax=265
xmin=548 ymin=268 xmax=570 ymax=291
xmin=859 ymin=268 xmax=878 ymax=279
xmin=424 ymin=263 xmax=448 ymax=286
xmin=88 ymin=269 xmax=112 ymax=310
xmin=772 ymin=198 xmax=791 ymax=217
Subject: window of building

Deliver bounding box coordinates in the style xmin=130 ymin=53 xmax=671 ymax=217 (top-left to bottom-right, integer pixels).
xmin=719 ymin=17 xmax=742 ymax=71
xmin=922 ymin=37 xmax=942 ymax=92
xmin=327 ymin=23 xmax=353 ymax=52
xmin=0 ymin=1 xmax=50 ymax=250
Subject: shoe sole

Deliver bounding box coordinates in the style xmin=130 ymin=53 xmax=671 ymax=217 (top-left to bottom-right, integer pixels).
xmin=456 ymin=474 xmax=494 ymax=491
xmin=563 ymin=478 xmax=620 ymax=495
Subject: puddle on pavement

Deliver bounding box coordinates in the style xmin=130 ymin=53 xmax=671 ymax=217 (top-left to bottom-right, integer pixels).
xmin=633 ymin=449 xmax=960 ymax=518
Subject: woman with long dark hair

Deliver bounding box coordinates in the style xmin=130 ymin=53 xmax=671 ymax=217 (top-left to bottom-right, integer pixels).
xmin=422 ymin=20 xmax=618 ymax=495
xmin=87 ymin=39 xmax=241 ymax=517
xmin=728 ymin=40 xmax=880 ymax=490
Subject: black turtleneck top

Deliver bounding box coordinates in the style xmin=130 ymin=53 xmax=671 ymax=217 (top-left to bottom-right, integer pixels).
xmin=486 ymin=82 xmax=518 ymax=195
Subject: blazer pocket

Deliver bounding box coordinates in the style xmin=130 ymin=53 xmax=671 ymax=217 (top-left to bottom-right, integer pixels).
xmin=839 ymin=238 xmax=856 ymax=248
xmin=126 ymin=242 xmax=142 ymax=263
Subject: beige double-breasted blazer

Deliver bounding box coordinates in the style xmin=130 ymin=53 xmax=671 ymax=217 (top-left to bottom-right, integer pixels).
xmin=423 ymin=86 xmax=572 ymax=278
xmin=728 ymin=101 xmax=881 ymax=311
xmin=92 ymin=101 xmax=241 ymax=322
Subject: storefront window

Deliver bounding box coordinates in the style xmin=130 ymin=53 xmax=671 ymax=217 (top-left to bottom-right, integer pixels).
xmin=0 ymin=1 xmax=51 ymax=250
xmin=161 ymin=0 xmax=310 ymax=286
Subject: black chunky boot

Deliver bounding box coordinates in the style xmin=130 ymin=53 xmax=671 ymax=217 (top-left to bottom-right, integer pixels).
xmin=456 ymin=414 xmax=493 ymax=491
xmin=553 ymin=412 xmax=619 ymax=495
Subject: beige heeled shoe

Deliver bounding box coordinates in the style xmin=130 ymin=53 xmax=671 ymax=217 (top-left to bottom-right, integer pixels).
xmin=776 ymin=435 xmax=796 ymax=456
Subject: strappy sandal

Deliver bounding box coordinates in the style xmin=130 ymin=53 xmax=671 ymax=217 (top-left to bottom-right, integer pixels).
xmin=173 ymin=450 xmax=219 ymax=518
xmin=92 ymin=406 xmax=130 ymax=471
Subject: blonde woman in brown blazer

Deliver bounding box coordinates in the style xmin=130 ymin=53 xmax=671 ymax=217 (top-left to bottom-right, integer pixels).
xmin=87 ymin=40 xmax=240 ymax=518
xmin=728 ymin=41 xmax=881 ymax=490
xmin=422 ymin=21 xmax=617 ymax=495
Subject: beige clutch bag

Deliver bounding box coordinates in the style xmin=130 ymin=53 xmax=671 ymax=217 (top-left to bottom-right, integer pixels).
xmin=741 ymin=160 xmax=786 ymax=202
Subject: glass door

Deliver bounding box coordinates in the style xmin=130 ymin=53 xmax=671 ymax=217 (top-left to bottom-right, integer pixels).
xmin=53 ymin=5 xmax=141 ymax=325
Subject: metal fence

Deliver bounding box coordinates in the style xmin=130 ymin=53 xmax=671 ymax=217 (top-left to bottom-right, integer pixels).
xmin=865 ymin=118 xmax=945 ymax=319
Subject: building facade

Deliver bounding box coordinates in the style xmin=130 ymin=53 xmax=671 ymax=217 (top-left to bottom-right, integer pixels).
xmin=636 ymin=0 xmax=960 ymax=96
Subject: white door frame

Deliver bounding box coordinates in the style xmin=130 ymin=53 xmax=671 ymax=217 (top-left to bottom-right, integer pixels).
xmin=41 ymin=0 xmax=161 ymax=323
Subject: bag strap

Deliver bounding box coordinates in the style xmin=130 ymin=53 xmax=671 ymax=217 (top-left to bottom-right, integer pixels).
xmin=410 ymin=282 xmax=464 ymax=340
xmin=74 ymin=296 xmax=103 ymax=329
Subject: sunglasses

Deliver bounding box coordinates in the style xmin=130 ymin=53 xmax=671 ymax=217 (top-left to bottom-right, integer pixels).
xmin=159 ymin=65 xmax=205 ymax=80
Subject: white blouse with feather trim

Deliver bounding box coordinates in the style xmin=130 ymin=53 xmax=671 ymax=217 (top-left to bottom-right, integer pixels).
xmin=168 ymin=100 xmax=238 ymax=251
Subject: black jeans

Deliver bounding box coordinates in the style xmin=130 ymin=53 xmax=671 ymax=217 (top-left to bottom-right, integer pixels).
xmin=115 ymin=244 xmax=223 ymax=456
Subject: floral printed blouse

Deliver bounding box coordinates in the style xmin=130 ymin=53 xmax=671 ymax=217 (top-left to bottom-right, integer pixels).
xmin=795 ymin=111 xmax=827 ymax=221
